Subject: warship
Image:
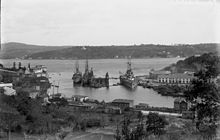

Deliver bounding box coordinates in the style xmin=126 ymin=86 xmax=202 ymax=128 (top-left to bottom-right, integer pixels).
xmin=82 ymin=59 xmax=94 ymax=86
xmin=72 ymin=60 xmax=82 ymax=85
xmin=119 ymin=58 xmax=138 ymax=89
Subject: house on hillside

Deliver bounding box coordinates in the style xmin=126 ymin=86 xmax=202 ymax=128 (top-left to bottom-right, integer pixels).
xmin=0 ymin=83 xmax=16 ymax=96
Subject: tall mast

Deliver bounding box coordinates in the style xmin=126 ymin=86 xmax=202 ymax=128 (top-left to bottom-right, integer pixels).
xmin=127 ymin=56 xmax=132 ymax=71
xmin=75 ymin=59 xmax=79 ymax=73
xmin=82 ymin=46 xmax=89 ymax=73
xmin=85 ymin=59 xmax=89 ymax=73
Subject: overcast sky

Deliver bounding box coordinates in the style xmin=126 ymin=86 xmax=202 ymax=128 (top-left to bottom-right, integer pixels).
xmin=1 ymin=0 xmax=220 ymax=46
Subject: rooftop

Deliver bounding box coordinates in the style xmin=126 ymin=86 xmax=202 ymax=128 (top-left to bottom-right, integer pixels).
xmin=158 ymin=73 xmax=194 ymax=79
xmin=138 ymin=103 xmax=149 ymax=106
xmin=72 ymin=95 xmax=88 ymax=98
xmin=150 ymin=70 xmax=171 ymax=75
xmin=112 ymin=99 xmax=134 ymax=104
xmin=174 ymin=97 xmax=186 ymax=103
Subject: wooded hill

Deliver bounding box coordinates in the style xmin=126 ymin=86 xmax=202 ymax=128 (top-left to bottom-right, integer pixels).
xmin=0 ymin=42 xmax=69 ymax=59
xmin=0 ymin=42 xmax=218 ymax=59
xmin=162 ymin=52 xmax=220 ymax=73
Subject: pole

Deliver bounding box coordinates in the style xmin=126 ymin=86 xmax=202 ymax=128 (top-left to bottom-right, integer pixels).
xmin=53 ymin=80 xmax=55 ymax=95
xmin=57 ymin=81 xmax=59 ymax=94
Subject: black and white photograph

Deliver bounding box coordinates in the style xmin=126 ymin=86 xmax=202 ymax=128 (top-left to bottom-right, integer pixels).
xmin=0 ymin=0 xmax=220 ymax=139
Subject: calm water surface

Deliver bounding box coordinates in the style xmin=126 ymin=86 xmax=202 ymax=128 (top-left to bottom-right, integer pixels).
xmin=1 ymin=58 xmax=184 ymax=107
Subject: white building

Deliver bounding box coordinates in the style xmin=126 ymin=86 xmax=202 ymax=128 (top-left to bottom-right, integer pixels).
xmin=0 ymin=83 xmax=16 ymax=96
xmin=32 ymin=65 xmax=48 ymax=77
xmin=72 ymin=95 xmax=89 ymax=102
xmin=157 ymin=73 xmax=194 ymax=85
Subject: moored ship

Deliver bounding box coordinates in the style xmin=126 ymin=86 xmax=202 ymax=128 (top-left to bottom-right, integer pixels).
xmin=81 ymin=59 xmax=109 ymax=88
xmin=72 ymin=60 xmax=82 ymax=85
xmin=120 ymin=59 xmax=138 ymax=89
xmin=82 ymin=59 xmax=93 ymax=86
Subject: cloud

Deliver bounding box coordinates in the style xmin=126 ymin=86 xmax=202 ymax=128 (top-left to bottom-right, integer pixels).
xmin=1 ymin=0 xmax=219 ymax=45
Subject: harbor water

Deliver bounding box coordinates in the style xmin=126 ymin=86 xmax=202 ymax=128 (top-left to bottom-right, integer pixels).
xmin=1 ymin=58 xmax=184 ymax=108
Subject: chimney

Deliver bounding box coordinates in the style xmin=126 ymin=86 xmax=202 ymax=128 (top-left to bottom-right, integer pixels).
xmin=18 ymin=62 xmax=21 ymax=69
xmin=28 ymin=63 xmax=30 ymax=69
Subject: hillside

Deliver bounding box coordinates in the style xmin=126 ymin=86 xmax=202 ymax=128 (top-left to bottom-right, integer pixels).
xmin=0 ymin=42 xmax=69 ymax=59
xmin=0 ymin=42 xmax=218 ymax=59
xmin=162 ymin=52 xmax=220 ymax=73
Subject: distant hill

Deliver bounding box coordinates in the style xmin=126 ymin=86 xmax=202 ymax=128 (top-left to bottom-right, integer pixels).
xmin=162 ymin=52 xmax=220 ymax=73
xmin=0 ymin=42 xmax=69 ymax=59
xmin=0 ymin=42 xmax=218 ymax=59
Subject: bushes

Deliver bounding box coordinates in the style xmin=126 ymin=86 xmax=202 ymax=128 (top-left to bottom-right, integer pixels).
xmin=115 ymin=112 xmax=169 ymax=140
xmin=153 ymin=85 xmax=186 ymax=97
xmin=146 ymin=112 xmax=168 ymax=136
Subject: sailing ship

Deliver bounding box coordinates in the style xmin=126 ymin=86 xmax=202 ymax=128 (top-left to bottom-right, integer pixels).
xmin=119 ymin=58 xmax=138 ymax=89
xmin=72 ymin=60 xmax=82 ymax=84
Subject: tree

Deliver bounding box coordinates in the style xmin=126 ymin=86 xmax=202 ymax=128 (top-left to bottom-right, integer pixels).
xmin=137 ymin=111 xmax=143 ymax=122
xmin=15 ymin=91 xmax=32 ymax=115
xmin=0 ymin=103 xmax=24 ymax=140
xmin=114 ymin=125 xmax=121 ymax=140
xmin=145 ymin=112 xmax=168 ymax=137
xmin=132 ymin=123 xmax=145 ymax=140
xmin=184 ymin=53 xmax=220 ymax=137
xmin=121 ymin=117 xmax=131 ymax=140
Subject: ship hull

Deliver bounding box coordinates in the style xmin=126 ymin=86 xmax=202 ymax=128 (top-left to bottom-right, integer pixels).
xmin=73 ymin=79 xmax=82 ymax=85
xmin=72 ymin=74 xmax=82 ymax=85
xmin=120 ymin=77 xmax=138 ymax=89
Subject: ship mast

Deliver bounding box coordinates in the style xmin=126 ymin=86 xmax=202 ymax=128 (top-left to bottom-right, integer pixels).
xmin=82 ymin=46 xmax=89 ymax=73
xmin=127 ymin=56 xmax=132 ymax=71
xmin=85 ymin=59 xmax=89 ymax=73
xmin=75 ymin=59 xmax=79 ymax=73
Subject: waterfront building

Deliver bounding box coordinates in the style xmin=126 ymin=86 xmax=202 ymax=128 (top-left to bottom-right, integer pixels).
xmin=72 ymin=95 xmax=89 ymax=102
xmin=0 ymin=83 xmax=16 ymax=96
xmin=0 ymin=64 xmax=25 ymax=83
xmin=104 ymin=106 xmax=121 ymax=114
xmin=68 ymin=102 xmax=95 ymax=111
xmin=174 ymin=98 xmax=188 ymax=112
xmin=32 ymin=65 xmax=48 ymax=77
xmin=135 ymin=103 xmax=149 ymax=110
xmin=157 ymin=73 xmax=194 ymax=85
xmin=0 ymin=83 xmax=13 ymax=88
xmin=111 ymin=99 xmax=134 ymax=110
